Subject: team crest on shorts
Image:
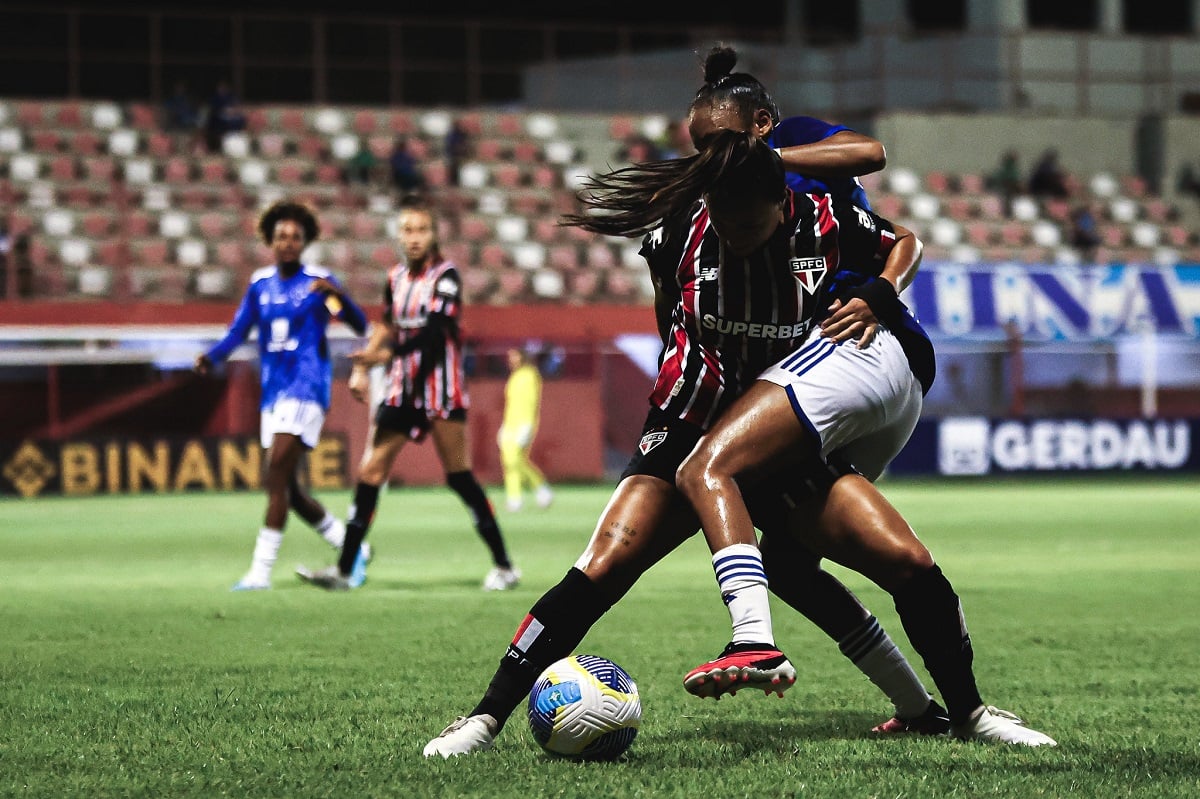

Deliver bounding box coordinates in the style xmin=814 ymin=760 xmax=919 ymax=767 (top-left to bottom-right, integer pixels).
xmin=638 ymin=430 xmax=668 ymax=455
xmin=790 ymin=257 xmax=826 ymax=295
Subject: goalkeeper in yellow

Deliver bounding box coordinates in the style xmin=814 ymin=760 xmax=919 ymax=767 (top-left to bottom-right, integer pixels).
xmin=498 ymin=346 xmax=553 ymax=511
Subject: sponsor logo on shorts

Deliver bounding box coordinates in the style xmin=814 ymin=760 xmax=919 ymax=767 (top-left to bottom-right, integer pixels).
xmin=790 ymin=257 xmax=826 ymax=295
xmin=638 ymin=430 xmax=668 ymax=455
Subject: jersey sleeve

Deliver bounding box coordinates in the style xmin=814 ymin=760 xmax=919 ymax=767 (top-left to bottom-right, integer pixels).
xmin=206 ymin=281 xmax=260 ymax=363
xmin=768 ymin=115 xmax=851 ymax=148
xmin=831 ymin=201 xmax=897 ymax=275
xmin=428 ymin=267 xmax=463 ymax=321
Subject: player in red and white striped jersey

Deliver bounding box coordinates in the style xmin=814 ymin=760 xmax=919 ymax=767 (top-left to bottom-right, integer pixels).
xmin=298 ymin=197 xmax=518 ymax=593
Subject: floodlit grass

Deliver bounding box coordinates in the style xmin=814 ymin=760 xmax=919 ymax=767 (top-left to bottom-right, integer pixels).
xmin=3 ymin=477 xmax=1199 ymax=798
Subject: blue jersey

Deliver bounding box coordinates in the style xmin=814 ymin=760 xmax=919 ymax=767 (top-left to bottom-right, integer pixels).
xmin=767 ymin=116 xmax=872 ymax=210
xmin=206 ymin=263 xmax=367 ymax=411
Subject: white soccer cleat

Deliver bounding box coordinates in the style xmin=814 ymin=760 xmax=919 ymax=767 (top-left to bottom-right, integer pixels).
xmin=422 ymin=714 xmax=499 ymax=758
xmin=535 ymin=484 xmax=554 ymax=508
xmin=482 ymin=566 xmax=521 ymax=591
xmin=231 ymin=574 xmax=270 ymax=591
xmin=295 ymin=564 xmax=352 ymax=591
xmin=953 ymin=706 xmax=1057 ymax=747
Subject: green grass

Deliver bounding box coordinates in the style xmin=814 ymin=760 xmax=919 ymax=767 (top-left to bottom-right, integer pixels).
xmin=3 ymin=477 xmax=1199 ymax=798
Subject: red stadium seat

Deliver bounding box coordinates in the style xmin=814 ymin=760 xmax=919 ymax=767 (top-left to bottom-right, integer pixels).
xmin=512 ymin=140 xmax=541 ymax=163
xmin=16 ymin=101 xmax=47 ymax=127
xmin=479 ymin=243 xmax=510 ymax=270
xmin=127 ymin=103 xmax=158 ymax=130
xmin=48 ymin=155 xmax=77 ymax=181
xmin=353 ymin=110 xmax=379 ymax=135
xmin=131 ymin=238 xmax=170 ymax=267
xmin=387 ymin=111 xmax=414 ymax=135
xmin=547 ymin=244 xmax=581 ymax=271
xmin=81 ymin=211 xmax=116 ymax=237
xmin=71 ymin=130 xmax=102 ymax=156
xmin=495 ymin=268 xmax=529 ymax=302
xmin=30 ymin=130 xmax=62 ymax=154
xmin=56 ymin=101 xmax=84 ymax=128
xmin=164 ymin=156 xmax=192 ymax=183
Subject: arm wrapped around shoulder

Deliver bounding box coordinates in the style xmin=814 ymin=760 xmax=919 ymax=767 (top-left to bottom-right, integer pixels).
xmin=846 ymin=277 xmax=905 ymax=328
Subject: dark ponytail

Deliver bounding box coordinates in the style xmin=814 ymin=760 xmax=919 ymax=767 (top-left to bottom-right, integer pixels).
xmin=561 ymin=130 xmax=784 ymax=239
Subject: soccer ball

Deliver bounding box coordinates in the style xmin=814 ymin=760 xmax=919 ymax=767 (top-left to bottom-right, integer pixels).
xmin=527 ymin=654 xmax=642 ymax=760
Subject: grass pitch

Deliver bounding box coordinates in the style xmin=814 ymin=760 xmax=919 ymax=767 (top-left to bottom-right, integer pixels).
xmin=3 ymin=477 xmax=1199 ymax=798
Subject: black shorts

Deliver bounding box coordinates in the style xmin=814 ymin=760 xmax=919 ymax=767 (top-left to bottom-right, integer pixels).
xmin=618 ymin=407 xmax=704 ymax=484
xmin=617 ymin=407 xmax=848 ymax=543
xmin=375 ymin=403 xmax=466 ymax=442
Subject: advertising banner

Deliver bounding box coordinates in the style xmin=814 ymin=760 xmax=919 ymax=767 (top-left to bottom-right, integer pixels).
xmin=891 ymin=417 xmax=1199 ymax=475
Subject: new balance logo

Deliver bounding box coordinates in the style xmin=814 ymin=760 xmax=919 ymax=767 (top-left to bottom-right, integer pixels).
xmin=638 ymin=430 xmax=668 ymax=455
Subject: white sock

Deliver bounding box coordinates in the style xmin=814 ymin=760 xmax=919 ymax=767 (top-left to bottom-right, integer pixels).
xmin=247 ymin=527 xmax=284 ymax=583
xmin=839 ymin=615 xmax=932 ymax=719
xmin=315 ymin=512 xmax=345 ymax=549
xmin=712 ymin=543 xmax=773 ymax=646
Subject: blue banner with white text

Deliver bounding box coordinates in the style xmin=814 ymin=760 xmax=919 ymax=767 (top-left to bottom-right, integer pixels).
xmin=889 ymin=417 xmax=1200 ymax=475
xmin=905 ymin=262 xmax=1200 ymax=341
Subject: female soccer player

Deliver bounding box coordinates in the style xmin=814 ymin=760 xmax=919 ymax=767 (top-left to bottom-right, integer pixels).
xmin=194 ymin=200 xmax=368 ymax=591
xmin=603 ymin=131 xmax=1052 ymax=745
xmin=422 ymin=131 xmax=960 ymax=758
xmin=498 ymin=344 xmax=553 ymax=512
xmin=297 ymin=196 xmax=519 ymax=592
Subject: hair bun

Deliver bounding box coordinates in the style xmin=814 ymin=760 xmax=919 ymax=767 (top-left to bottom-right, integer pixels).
xmin=702 ymin=45 xmax=738 ymax=85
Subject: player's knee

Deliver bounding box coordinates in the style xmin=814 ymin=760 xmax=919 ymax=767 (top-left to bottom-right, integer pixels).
xmin=675 ymin=447 xmax=716 ymax=500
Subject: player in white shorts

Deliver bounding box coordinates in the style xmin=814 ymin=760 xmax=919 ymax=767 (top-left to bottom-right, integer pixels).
xmin=260 ymin=397 xmax=326 ymax=450
xmin=758 ymin=325 xmax=922 ymax=482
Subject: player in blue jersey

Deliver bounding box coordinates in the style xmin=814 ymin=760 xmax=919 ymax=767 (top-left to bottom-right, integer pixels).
xmin=194 ymin=200 xmax=368 ymax=591
xmin=686 ymin=45 xmax=882 ymax=210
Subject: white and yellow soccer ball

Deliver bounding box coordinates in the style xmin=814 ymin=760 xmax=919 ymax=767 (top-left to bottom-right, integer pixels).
xmin=527 ymin=654 xmax=641 ymax=760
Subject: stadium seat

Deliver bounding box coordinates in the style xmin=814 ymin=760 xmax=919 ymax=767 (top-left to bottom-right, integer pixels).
xmin=479 ymin=243 xmax=510 ymax=270
xmin=58 ymin=238 xmax=91 ymax=266
xmin=1010 ymin=195 xmax=1039 ymax=221
xmin=530 ymin=268 xmax=565 ymax=299
xmin=222 ymin=132 xmax=251 ymax=158
xmin=546 ymin=244 xmax=581 ymax=271
xmin=512 ymin=140 xmax=542 ymax=163
xmin=1089 ymin=172 xmax=1118 ymax=198
xmin=885 ymin=168 xmax=920 ymax=195
xmin=387 ymin=111 xmax=414 ymax=135
xmin=458 ymin=162 xmax=491 ymax=189
xmin=257 ymin=132 xmax=288 ymax=158
xmin=495 ymin=216 xmax=528 ymax=243
xmin=1130 ymin=222 xmax=1160 ymax=248
xmin=163 ymin=156 xmax=192 ymax=183
xmin=194 ymin=266 xmax=235 ymax=298
xmin=525 ymin=112 xmax=560 ymax=139
xmin=123 ymin=158 xmax=155 ymax=184
xmin=77 ymin=264 xmax=112 ymax=297
xmin=460 ymin=266 xmax=497 ymax=301
xmin=42 ymin=209 xmax=76 ymax=236
xmin=1029 ymin=220 xmax=1062 ymax=248
xmin=238 ymin=160 xmax=269 ymax=186
xmin=91 ymin=102 xmax=123 ymax=130
xmin=928 ymin=218 xmax=962 ymax=247
xmin=16 ymin=101 xmax=46 ymax=127
xmin=0 ymin=126 xmax=22 ymax=153
xmin=159 ymin=210 xmax=192 ymax=238
xmin=9 ymin=154 xmax=41 ymax=182
xmin=176 ymin=239 xmax=208 ymax=267
xmin=146 ymin=132 xmax=173 ymax=158
xmin=543 ymin=140 xmax=577 ymax=165
xmin=491 ymin=163 xmax=524 ymax=189
xmin=30 ymin=130 xmax=62 ymax=154
xmin=47 ymin=155 xmax=77 ymax=181
xmin=124 ymin=210 xmax=155 ymax=237
xmin=107 ymin=128 xmax=140 ymax=157
xmin=511 ymin=242 xmax=547 ymax=270
xmin=476 ymin=190 xmax=507 ymax=215
xmin=496 ymin=268 xmax=529 ymax=302
xmin=127 ymin=103 xmax=158 ymax=130
xmin=81 ymin=211 xmax=116 ymax=237
xmin=1109 ymin=197 xmax=1138 ymax=223
xmin=907 ymin=193 xmax=940 ymax=220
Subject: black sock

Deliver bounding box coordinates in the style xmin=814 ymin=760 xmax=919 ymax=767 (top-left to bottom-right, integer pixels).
xmin=338 ymin=482 xmax=381 ymax=575
xmin=446 ymin=470 xmax=511 ymax=568
xmin=472 ymin=568 xmax=612 ymax=729
xmin=892 ymin=564 xmax=983 ymax=725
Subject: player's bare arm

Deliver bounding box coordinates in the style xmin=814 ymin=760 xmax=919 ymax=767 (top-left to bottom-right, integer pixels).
xmin=821 ymin=223 xmax=922 ymax=348
xmin=778 ymin=130 xmax=886 ymax=179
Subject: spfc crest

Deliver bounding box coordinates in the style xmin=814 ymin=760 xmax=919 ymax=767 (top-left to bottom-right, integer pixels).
xmin=790 ymin=257 xmax=826 ymax=295
xmin=638 ymin=430 xmax=668 ymax=455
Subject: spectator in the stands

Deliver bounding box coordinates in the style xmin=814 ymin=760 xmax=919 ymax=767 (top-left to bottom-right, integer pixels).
xmin=987 ymin=149 xmax=1023 ymax=217
xmin=445 ymin=119 xmax=471 ymax=186
xmin=1069 ymin=204 xmax=1101 ymax=262
xmin=345 ymin=140 xmax=378 ymax=185
xmin=1028 ymin=149 xmax=1069 ymax=199
xmin=388 ymin=137 xmax=426 ymax=193
xmin=1178 ymin=161 xmax=1200 ymax=203
xmin=163 ymin=81 xmax=199 ymax=133
xmin=203 ymin=80 xmax=247 ymax=153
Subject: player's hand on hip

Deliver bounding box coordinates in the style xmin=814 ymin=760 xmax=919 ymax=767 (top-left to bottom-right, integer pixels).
xmin=820 ymin=297 xmax=879 ymax=349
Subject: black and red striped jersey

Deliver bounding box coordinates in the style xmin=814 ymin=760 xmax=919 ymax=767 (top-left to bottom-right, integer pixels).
xmin=381 ymin=258 xmax=468 ymax=415
xmin=640 ymin=189 xmax=899 ymax=429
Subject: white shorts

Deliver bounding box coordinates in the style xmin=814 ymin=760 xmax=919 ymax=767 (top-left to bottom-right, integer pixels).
xmin=758 ymin=326 xmax=922 ymax=481
xmin=260 ymin=398 xmax=326 ymax=449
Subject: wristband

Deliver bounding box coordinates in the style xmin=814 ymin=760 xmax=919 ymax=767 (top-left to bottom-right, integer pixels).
xmin=848 ymin=278 xmax=905 ymax=327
